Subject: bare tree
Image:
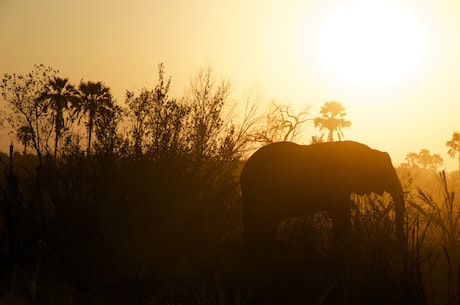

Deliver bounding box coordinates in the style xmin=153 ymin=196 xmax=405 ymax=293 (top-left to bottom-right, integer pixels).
xmin=223 ymin=84 xmax=264 ymax=157
xmin=251 ymin=101 xmax=311 ymax=144
xmin=186 ymin=67 xmax=232 ymax=161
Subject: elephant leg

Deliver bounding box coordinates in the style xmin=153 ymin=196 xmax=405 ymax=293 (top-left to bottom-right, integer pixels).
xmin=245 ymin=217 xmax=275 ymax=247
xmin=329 ymin=202 xmax=353 ymax=247
xmin=243 ymin=215 xmax=277 ymax=262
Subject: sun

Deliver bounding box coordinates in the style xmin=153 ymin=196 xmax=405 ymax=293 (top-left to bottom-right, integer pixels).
xmin=315 ymin=1 xmax=425 ymax=87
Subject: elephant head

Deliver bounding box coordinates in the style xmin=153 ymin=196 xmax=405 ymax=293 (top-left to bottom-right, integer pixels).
xmin=240 ymin=141 xmax=405 ymax=253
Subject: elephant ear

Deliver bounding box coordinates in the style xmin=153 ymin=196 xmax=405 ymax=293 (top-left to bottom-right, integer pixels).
xmin=348 ymin=149 xmax=398 ymax=196
xmin=373 ymin=152 xmax=400 ymax=193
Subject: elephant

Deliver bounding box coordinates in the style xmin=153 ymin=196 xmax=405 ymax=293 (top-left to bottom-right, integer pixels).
xmin=240 ymin=141 xmax=405 ymax=253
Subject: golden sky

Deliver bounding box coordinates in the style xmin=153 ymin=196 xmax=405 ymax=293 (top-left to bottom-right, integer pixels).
xmin=1 ymin=0 xmax=460 ymax=170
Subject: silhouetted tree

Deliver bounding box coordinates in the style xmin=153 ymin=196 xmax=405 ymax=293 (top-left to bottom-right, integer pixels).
xmin=418 ymin=149 xmax=443 ymax=171
xmin=0 ymin=64 xmax=57 ymax=164
xmin=125 ymin=88 xmax=154 ymax=157
xmin=126 ymin=64 xmax=189 ymax=159
xmin=74 ymin=81 xmax=114 ymax=155
xmin=251 ymin=102 xmax=311 ymax=144
xmin=229 ymin=85 xmax=264 ymax=155
xmin=403 ymin=149 xmax=443 ymax=171
xmin=16 ymin=126 xmax=34 ymax=154
xmin=405 ymin=152 xmax=419 ymax=168
xmin=94 ymin=103 xmax=124 ymax=155
xmin=447 ymin=132 xmax=460 ymax=173
xmin=149 ymin=65 xmax=189 ymax=158
xmin=187 ymin=67 xmax=232 ymax=162
xmin=41 ymin=77 xmax=76 ymax=156
xmin=314 ymin=101 xmax=351 ymax=142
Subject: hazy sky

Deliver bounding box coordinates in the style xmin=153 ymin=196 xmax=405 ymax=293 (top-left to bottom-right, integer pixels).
xmin=1 ymin=0 xmax=460 ymax=170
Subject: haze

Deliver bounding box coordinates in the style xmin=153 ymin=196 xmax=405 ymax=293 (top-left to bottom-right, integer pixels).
xmin=1 ymin=0 xmax=459 ymax=169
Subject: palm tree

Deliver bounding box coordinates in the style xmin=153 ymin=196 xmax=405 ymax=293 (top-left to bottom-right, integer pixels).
xmin=16 ymin=125 xmax=34 ymax=154
xmin=446 ymin=131 xmax=460 ymax=173
xmin=42 ymin=77 xmax=76 ymax=156
xmin=74 ymin=81 xmax=113 ymax=155
xmin=314 ymin=101 xmax=351 ymax=142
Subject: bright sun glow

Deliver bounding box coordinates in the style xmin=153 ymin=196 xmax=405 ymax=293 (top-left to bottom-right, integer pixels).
xmin=316 ymin=1 xmax=426 ymax=87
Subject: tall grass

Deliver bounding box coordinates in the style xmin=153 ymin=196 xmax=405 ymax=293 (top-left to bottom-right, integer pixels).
xmin=340 ymin=193 xmax=428 ymax=305
xmin=409 ymin=171 xmax=460 ymax=305
xmin=3 ymin=144 xmax=460 ymax=305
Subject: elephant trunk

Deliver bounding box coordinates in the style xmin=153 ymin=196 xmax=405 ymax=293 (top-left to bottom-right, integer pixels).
xmin=390 ymin=179 xmax=405 ymax=243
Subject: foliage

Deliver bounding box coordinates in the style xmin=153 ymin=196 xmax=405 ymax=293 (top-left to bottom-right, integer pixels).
xmin=411 ymin=171 xmax=460 ymax=248
xmin=446 ymin=131 xmax=460 ymax=173
xmin=93 ymin=103 xmax=124 ymax=155
xmin=16 ymin=125 xmax=34 ymax=154
xmin=344 ymin=193 xmax=426 ymax=305
xmin=125 ymin=88 xmax=152 ymax=156
xmin=74 ymin=80 xmax=115 ymax=155
xmin=0 ymin=64 xmax=58 ymax=163
xmin=186 ymin=67 xmax=235 ymax=162
xmin=310 ymin=134 xmax=326 ymax=144
xmin=403 ymin=149 xmax=444 ymax=171
xmin=403 ymin=171 xmax=460 ymax=305
xmin=314 ymin=101 xmax=351 ymax=142
xmin=125 ymin=63 xmax=190 ymax=159
xmin=41 ymin=77 xmax=77 ymax=156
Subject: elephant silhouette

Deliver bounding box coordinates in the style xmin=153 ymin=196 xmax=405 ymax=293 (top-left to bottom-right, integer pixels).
xmin=240 ymin=141 xmax=405 ymax=253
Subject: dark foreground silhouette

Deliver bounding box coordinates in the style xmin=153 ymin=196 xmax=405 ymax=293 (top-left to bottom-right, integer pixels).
xmin=0 ymin=144 xmax=450 ymax=305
